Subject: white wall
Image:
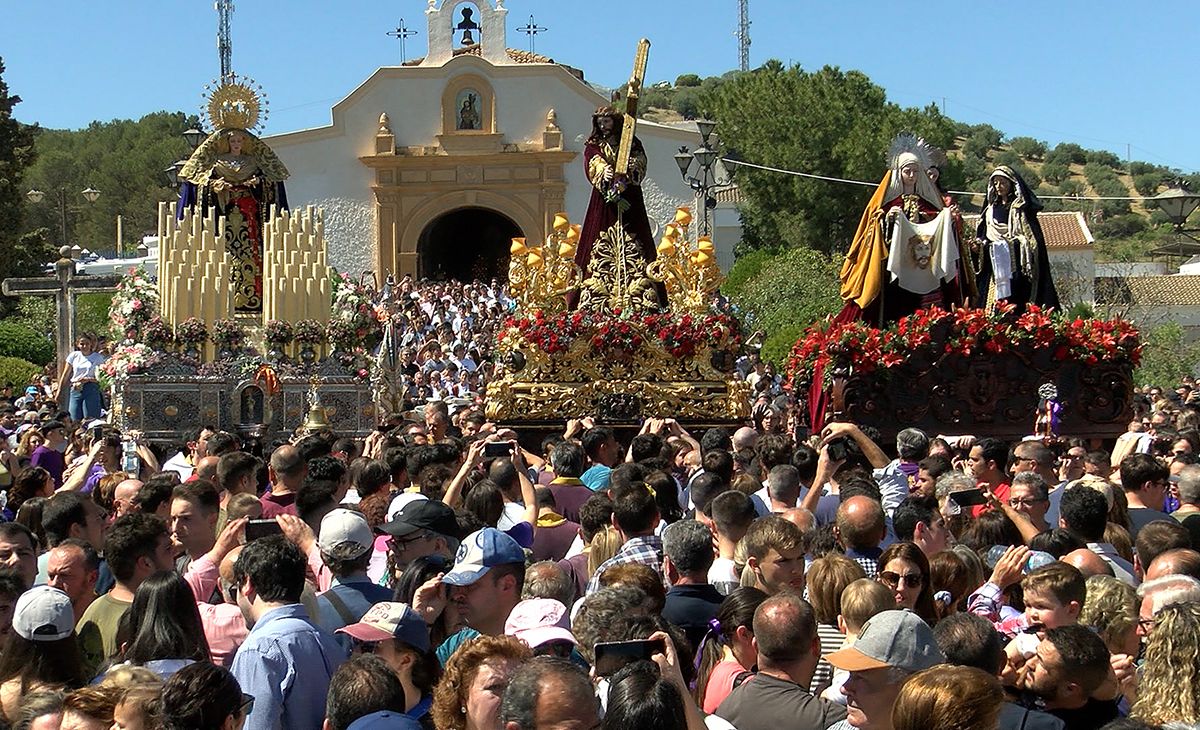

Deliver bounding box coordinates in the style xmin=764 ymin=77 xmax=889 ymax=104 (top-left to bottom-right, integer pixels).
xmin=264 ymin=56 xmax=706 ymax=273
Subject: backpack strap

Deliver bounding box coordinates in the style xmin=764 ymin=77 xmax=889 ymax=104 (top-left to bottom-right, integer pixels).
xmin=322 ymin=589 xmax=358 ymax=626
xmin=732 ymin=670 xmax=755 ymax=689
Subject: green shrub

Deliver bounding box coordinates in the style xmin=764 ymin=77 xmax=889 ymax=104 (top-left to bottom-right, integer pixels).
xmin=0 ymin=321 xmax=54 ymax=365
xmin=1085 ymin=149 xmax=1122 ymax=168
xmin=1009 ymin=137 xmax=1047 ymax=159
xmin=722 ymin=248 xmax=773 ymax=298
xmin=726 ymin=246 xmax=841 ymax=365
xmin=1041 ymin=162 xmax=1070 ymax=185
xmin=0 ymin=357 xmax=41 ymax=389
xmin=1132 ymin=172 xmax=1163 ymax=197
xmin=1128 ymin=161 xmax=1159 ymax=177
xmin=1136 ymin=321 xmax=1200 ymax=387
xmin=1047 ymin=142 xmax=1087 ymax=166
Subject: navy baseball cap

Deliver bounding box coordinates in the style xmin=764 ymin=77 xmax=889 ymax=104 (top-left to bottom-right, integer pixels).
xmin=442 ymin=528 xmax=525 ymax=587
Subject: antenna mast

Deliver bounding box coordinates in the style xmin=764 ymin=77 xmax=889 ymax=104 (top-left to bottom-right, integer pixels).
xmin=217 ymin=0 xmax=234 ymax=81
xmin=736 ymin=0 xmax=750 ymax=72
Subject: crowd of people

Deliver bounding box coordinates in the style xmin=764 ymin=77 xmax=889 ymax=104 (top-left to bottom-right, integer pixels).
xmin=1 ymin=277 xmax=1199 ymax=730
xmin=0 ymin=383 xmax=1196 ymax=730
xmin=374 ymin=277 xmax=512 ymax=411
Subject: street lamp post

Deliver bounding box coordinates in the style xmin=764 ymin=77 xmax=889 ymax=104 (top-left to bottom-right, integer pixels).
xmin=1149 ymin=182 xmax=1200 ymax=259
xmin=166 ymin=126 xmax=206 ymax=190
xmin=672 ymin=119 xmax=731 ymax=237
xmin=25 ymin=187 xmax=101 ymax=250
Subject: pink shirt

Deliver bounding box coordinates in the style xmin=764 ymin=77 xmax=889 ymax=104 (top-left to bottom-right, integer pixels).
xmin=184 ymin=555 xmax=249 ymax=666
xmin=703 ymin=659 xmax=753 ymax=714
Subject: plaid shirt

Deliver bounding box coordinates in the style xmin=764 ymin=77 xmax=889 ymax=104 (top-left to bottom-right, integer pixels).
xmin=844 ymin=546 xmax=882 ymax=579
xmin=586 ymin=535 xmax=664 ymax=595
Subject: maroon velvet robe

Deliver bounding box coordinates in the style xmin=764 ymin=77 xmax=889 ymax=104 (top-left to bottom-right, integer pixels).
xmin=569 ymin=136 xmax=659 ymax=309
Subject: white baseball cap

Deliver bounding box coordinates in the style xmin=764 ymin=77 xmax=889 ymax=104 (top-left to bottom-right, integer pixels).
xmin=318 ymin=509 xmax=374 ymax=560
xmin=13 ymin=586 xmax=75 ymax=642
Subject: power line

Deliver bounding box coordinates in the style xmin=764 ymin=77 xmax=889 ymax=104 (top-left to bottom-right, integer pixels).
xmin=721 ymin=158 xmax=1147 ymax=200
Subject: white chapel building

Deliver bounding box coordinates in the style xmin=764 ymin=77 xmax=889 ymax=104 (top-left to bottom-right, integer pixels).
xmin=266 ymin=0 xmax=727 ymax=281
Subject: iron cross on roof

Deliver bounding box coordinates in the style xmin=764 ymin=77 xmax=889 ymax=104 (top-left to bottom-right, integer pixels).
xmin=386 ymin=18 xmax=418 ymax=63
xmin=516 ymin=14 xmax=547 ymax=54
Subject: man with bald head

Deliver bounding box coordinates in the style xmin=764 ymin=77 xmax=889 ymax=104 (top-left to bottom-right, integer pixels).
xmin=1061 ymin=548 xmax=1114 ymax=578
xmin=780 ymin=507 xmax=816 ymax=536
xmin=1145 ymin=548 xmax=1200 ymax=581
xmin=194 ymin=455 xmax=221 ymax=483
xmin=732 ymin=426 xmax=759 ymax=454
xmin=111 ymin=478 xmax=143 ymax=520
xmin=835 ymin=495 xmax=886 ymax=578
xmin=261 ymin=444 xmax=307 ymax=518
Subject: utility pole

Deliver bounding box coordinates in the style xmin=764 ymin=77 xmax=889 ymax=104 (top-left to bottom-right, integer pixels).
xmin=736 ymin=0 xmax=751 ymax=72
xmin=217 ymin=0 xmax=234 ymax=81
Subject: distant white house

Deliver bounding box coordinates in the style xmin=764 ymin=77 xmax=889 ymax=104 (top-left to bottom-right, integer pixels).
xmin=964 ymin=210 xmax=1097 ymax=306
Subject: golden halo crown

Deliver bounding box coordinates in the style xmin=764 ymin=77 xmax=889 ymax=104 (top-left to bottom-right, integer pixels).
xmin=202 ymin=73 xmax=269 ymax=132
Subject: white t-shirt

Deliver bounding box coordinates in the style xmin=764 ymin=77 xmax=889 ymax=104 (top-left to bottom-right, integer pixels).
xmin=67 ymin=351 xmax=105 ymax=383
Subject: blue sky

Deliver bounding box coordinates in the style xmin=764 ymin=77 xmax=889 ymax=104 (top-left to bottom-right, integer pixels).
xmin=3 ymin=1 xmax=1199 ymax=171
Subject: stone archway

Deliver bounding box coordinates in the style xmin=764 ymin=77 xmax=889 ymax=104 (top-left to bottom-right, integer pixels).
xmin=417 ymin=207 xmax=522 ymax=281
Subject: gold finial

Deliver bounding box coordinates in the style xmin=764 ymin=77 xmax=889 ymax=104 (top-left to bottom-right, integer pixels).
xmin=647 ymin=208 xmax=723 ymax=316
xmin=508 ymin=213 xmax=582 ymax=315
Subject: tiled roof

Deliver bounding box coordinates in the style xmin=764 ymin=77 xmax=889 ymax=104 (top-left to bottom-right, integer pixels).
xmin=964 ymin=211 xmax=1094 ymax=249
xmin=714 ymin=186 xmax=742 ymax=204
xmin=403 ymin=45 xmax=554 ymax=66
xmin=1095 ymin=275 xmax=1200 ymax=306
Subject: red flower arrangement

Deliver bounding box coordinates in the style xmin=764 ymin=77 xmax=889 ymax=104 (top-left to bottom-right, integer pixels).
xmin=787 ymin=306 xmax=1141 ymax=389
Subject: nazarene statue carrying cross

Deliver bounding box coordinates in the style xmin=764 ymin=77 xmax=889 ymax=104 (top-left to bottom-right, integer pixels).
xmin=1 ymin=247 xmax=121 ymax=390
xmin=573 ymin=38 xmax=664 ymax=315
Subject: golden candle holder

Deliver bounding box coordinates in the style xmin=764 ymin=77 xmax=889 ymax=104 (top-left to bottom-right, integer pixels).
xmin=508 ymin=212 xmax=583 ymax=314
xmin=647 ymin=207 xmax=723 ymax=317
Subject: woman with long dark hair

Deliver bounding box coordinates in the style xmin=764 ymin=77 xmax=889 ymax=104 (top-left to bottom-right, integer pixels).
xmin=694 ymin=587 xmax=767 ymax=713
xmin=114 ymin=570 xmax=211 ymax=678
xmin=605 ymin=660 xmax=689 ymax=730
xmin=877 ymin=542 xmax=937 ymax=625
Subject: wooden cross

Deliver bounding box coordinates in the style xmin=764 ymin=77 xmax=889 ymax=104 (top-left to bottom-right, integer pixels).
xmin=615 ymin=38 xmax=651 ymax=176
xmin=2 ymin=251 xmax=122 ymax=377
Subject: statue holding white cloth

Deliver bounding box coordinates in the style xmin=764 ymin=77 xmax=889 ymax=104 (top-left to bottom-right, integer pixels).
xmin=974 ymin=166 xmax=1060 ymax=312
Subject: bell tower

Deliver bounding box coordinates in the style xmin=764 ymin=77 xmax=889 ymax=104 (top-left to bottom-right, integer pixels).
xmin=423 ymin=0 xmax=511 ymax=67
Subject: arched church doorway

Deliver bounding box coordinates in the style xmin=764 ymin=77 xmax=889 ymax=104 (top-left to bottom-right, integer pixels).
xmin=417 ymin=207 xmax=522 ymax=281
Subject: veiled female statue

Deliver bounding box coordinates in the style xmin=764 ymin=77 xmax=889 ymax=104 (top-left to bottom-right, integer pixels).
xmin=974 ymin=166 xmax=1060 ymax=311
xmin=836 ymin=134 xmax=965 ymax=325
xmin=176 ymin=127 xmax=289 ymax=313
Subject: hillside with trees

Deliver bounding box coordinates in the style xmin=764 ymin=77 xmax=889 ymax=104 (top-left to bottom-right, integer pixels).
xmin=631 ymin=64 xmax=1195 ymax=365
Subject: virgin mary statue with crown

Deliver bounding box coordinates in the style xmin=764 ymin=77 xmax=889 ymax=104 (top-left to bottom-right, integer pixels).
xmin=176 ymin=76 xmax=289 ymax=313
xmin=836 ymin=133 xmax=969 ymax=326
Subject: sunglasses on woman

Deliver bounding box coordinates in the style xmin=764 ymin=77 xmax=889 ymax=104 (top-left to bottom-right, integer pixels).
xmin=879 ymin=571 xmax=923 ymax=589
